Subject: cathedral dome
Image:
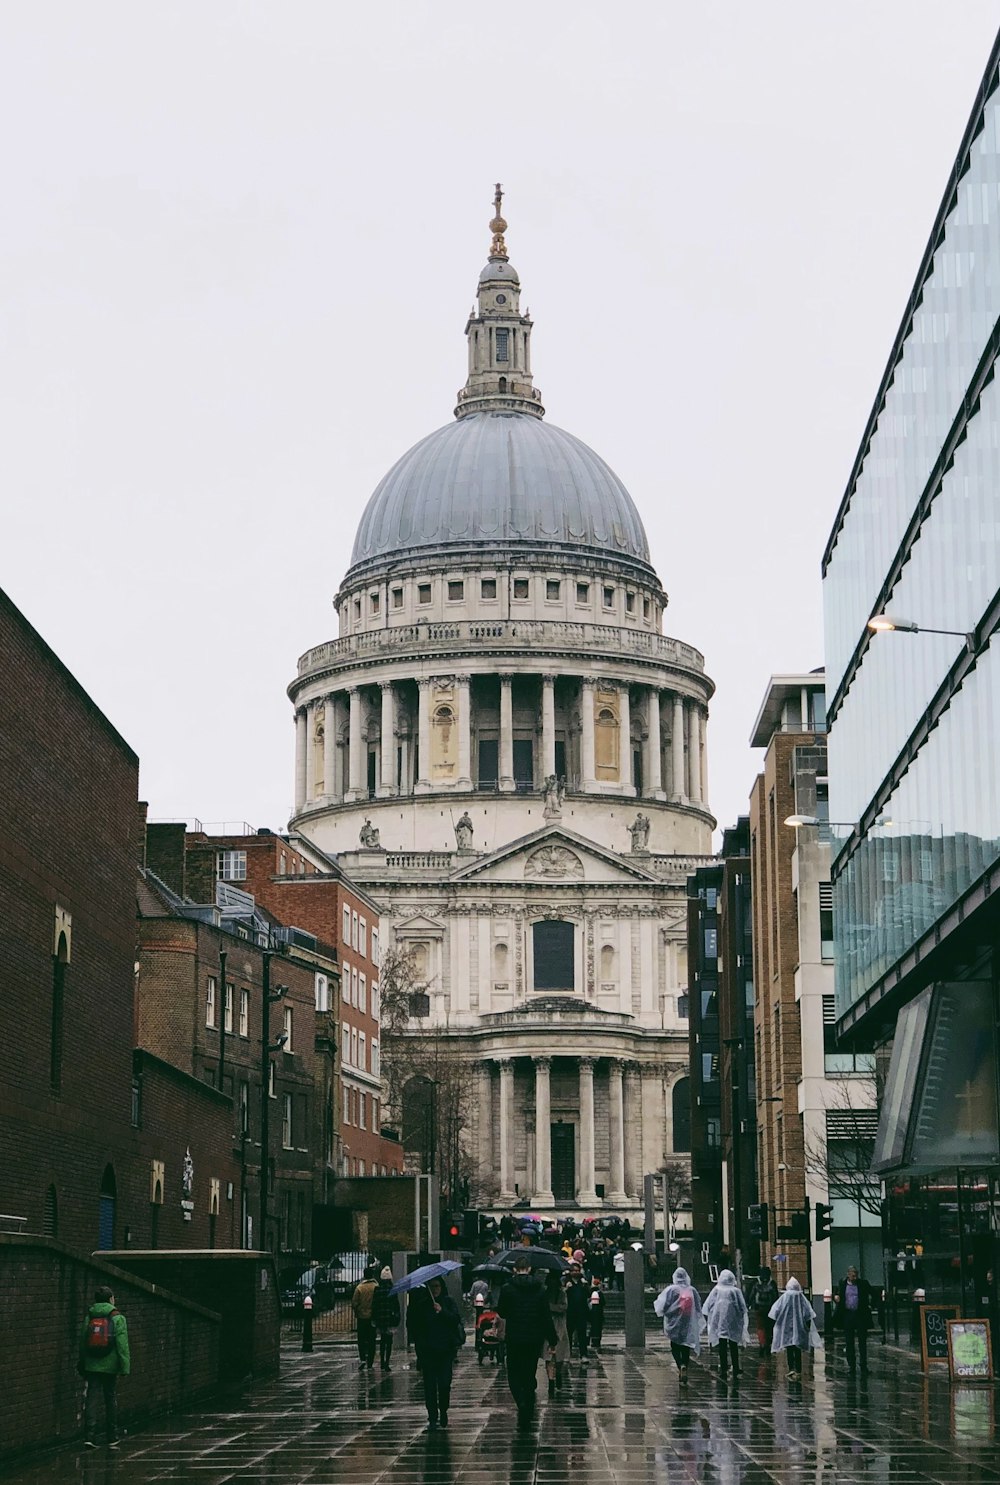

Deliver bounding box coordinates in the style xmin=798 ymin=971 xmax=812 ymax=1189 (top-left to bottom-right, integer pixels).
xmin=349 ymin=411 xmax=651 ymax=570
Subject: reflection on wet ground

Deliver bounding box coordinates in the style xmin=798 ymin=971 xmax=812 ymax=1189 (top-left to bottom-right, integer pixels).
xmin=7 ymin=1338 xmax=999 ymax=1483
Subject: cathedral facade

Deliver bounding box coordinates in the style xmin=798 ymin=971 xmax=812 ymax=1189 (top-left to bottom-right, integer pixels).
xmin=289 ymin=192 xmax=714 ymax=1212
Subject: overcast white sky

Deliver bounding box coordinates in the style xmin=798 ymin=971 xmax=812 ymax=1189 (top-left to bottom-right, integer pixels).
xmin=4 ymin=3 xmax=998 ymax=839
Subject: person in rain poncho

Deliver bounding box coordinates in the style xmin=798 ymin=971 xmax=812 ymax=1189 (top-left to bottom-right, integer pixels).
xmin=653 ymin=1267 xmax=703 ymax=1382
xmin=703 ymin=1269 xmax=750 ymax=1379
xmin=769 ymin=1277 xmax=821 ymax=1380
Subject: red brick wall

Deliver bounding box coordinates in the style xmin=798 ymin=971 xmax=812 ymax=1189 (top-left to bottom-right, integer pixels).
xmin=0 ymin=1236 xmax=220 ymax=1460
xmin=0 ymin=590 xmax=141 ymax=1252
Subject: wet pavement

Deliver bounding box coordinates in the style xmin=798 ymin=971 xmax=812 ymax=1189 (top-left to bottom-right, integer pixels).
xmin=9 ymin=1336 xmax=1000 ymax=1483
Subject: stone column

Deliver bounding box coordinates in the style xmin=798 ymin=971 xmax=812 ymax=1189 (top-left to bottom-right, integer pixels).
xmin=304 ymin=702 xmax=317 ymax=803
xmin=456 ymin=674 xmax=472 ymax=789
xmin=294 ymin=708 xmax=307 ymax=812
xmin=619 ymin=685 xmax=634 ymax=794
xmin=700 ymin=707 xmax=709 ymax=805
xmin=499 ymin=674 xmax=515 ymax=792
xmin=580 ymin=678 xmax=596 ymax=791
xmin=624 ymin=1063 xmax=642 ymax=1199
xmin=671 ymin=694 xmax=686 ymax=804
xmin=415 ymin=678 xmax=432 ymax=793
xmin=479 ymin=1063 xmax=493 ymax=1187
xmin=532 ymin=1056 xmax=554 ymax=1206
xmin=646 ymin=687 xmax=664 ymax=800
xmin=607 ymin=1059 xmax=627 ymax=1205
xmin=541 ymin=674 xmax=556 ymax=778
xmin=688 ymin=704 xmax=703 ymax=805
xmin=379 ymin=682 xmax=396 ymax=798
xmin=323 ymin=695 xmax=337 ymax=800
xmin=498 ymin=1059 xmax=516 ymax=1203
xmin=577 ymin=1057 xmax=599 ymax=1207
xmin=347 ymin=687 xmax=365 ymax=799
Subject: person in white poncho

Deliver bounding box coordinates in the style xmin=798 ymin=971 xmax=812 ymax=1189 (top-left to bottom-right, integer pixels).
xmin=653 ymin=1267 xmax=703 ymax=1383
xmin=703 ymin=1269 xmax=750 ymax=1379
xmin=768 ymin=1277 xmax=821 ymax=1380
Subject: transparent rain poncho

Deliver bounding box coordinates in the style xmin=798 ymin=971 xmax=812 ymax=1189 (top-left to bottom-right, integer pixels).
xmin=704 ymin=1269 xmax=751 ymax=1346
xmin=653 ymin=1267 xmax=704 ymax=1354
xmin=769 ymin=1277 xmax=822 ymax=1352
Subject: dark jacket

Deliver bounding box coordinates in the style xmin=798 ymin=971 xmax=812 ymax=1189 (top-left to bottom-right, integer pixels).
xmin=79 ymin=1303 xmax=130 ymax=1376
xmin=748 ymin=1276 xmax=778 ymax=1320
xmin=371 ymin=1282 xmax=401 ymax=1332
xmin=565 ymin=1279 xmax=589 ymax=1326
xmin=834 ymin=1276 xmax=874 ymax=1328
xmin=498 ymin=1274 xmax=559 ymax=1352
xmin=408 ymin=1289 xmax=463 ymax=1357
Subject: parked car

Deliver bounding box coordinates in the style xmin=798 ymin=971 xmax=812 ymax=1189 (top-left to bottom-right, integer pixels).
xmin=280 ymin=1260 xmax=344 ymax=1312
xmin=328 ymin=1251 xmax=380 ymax=1297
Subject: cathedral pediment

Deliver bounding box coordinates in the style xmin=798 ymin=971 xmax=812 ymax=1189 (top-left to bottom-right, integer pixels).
xmin=394 ymin=913 xmax=445 ymax=934
xmin=447 ymin=825 xmax=661 ymax=885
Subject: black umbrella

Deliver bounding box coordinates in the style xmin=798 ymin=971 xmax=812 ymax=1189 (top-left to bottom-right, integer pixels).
xmin=472 ymin=1262 xmax=508 ymax=1277
xmin=497 ymin=1248 xmax=569 ymax=1273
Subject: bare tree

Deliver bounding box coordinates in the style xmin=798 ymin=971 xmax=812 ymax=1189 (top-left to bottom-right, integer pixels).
xmin=377 ymin=946 xmax=476 ymax=1210
xmin=803 ymin=1071 xmax=884 ymax=1220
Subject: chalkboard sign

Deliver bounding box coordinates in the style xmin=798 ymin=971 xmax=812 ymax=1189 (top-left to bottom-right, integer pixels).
xmin=947 ymin=1319 xmax=994 ymax=1382
xmin=919 ymin=1304 xmax=959 ymax=1367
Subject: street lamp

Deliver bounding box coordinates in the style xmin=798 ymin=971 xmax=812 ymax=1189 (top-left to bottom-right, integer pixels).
xmin=784 ymin=814 xmax=891 ymax=830
xmin=867 ymin=613 xmax=974 ymax=647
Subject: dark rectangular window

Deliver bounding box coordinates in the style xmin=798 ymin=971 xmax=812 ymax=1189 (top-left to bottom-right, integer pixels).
xmin=481 ymin=578 xmax=497 ymax=599
xmin=546 ymin=580 xmax=560 ymax=600
xmin=418 ymin=583 xmax=432 ymax=604
xmin=495 ymin=328 xmax=509 ymax=362
xmin=513 ymin=578 xmax=530 ymax=599
xmin=532 ymin=919 xmax=574 ymax=991
xmin=447 ymin=580 xmax=464 ymax=601
xmin=576 ymin=582 xmax=590 ymax=603
xmin=478 ymin=739 xmax=499 ymax=788
xmin=625 ymin=592 xmax=635 ymax=613
xmin=513 ymin=739 xmax=534 ymax=790
xmin=602 ymin=586 xmax=615 ymax=607
xmin=392 ymin=586 xmax=403 ymax=608
xmin=554 ymin=739 xmax=567 ymax=779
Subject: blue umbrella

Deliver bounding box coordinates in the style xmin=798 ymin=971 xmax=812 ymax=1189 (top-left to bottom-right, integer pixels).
xmin=389 ymin=1260 xmax=463 ymax=1295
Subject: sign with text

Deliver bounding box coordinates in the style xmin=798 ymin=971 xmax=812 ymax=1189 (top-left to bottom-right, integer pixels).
xmin=919 ymin=1304 xmax=959 ymax=1368
xmin=947 ymin=1319 xmax=993 ymax=1382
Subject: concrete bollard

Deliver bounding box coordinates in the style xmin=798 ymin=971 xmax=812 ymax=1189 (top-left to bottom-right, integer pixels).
xmin=302 ymin=1293 xmax=314 ymax=1352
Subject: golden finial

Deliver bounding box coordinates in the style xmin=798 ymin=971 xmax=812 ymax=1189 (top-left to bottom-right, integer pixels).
xmin=489 ymin=181 xmax=508 ymax=260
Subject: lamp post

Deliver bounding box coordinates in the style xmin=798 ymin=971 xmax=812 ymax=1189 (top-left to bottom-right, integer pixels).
xmin=867 ymin=613 xmax=975 ymax=648
xmin=258 ymin=947 xmax=289 ymax=1251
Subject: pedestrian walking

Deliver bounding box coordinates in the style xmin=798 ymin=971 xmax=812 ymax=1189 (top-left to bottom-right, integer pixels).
xmin=351 ymin=1263 xmax=380 ymax=1370
xmin=407 ymin=1277 xmax=464 ymax=1431
xmin=564 ymin=1267 xmax=590 ymax=1360
xmin=745 ymin=1266 xmax=779 ymax=1357
xmin=769 ymin=1277 xmax=821 ymax=1380
xmin=497 ymin=1252 xmax=558 ymax=1426
xmin=371 ymin=1267 xmax=401 ymax=1371
xmin=833 ymin=1266 xmax=874 ymax=1374
xmin=613 ymin=1248 xmax=626 ymax=1291
xmin=78 ymin=1285 xmax=130 ymax=1448
xmin=703 ymin=1269 xmax=750 ymax=1379
xmin=544 ymin=1273 xmax=569 ymax=1396
xmin=653 ymin=1267 xmax=703 ymax=1383
xmin=587 ymin=1278 xmax=605 ymax=1352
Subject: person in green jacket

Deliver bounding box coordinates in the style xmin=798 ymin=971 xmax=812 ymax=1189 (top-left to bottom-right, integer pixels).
xmin=79 ymin=1286 xmax=130 ymax=1448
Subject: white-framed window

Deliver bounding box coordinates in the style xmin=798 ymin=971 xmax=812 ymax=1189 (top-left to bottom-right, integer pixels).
xmin=352 ymin=966 xmax=359 ymax=1005
xmin=342 ymin=959 xmax=351 ymax=1001
xmin=268 ymin=1060 xmax=276 ymax=1098
xmin=371 ymin=981 xmax=379 ymax=1019
xmin=359 ymin=1091 xmax=366 ymax=1130
xmin=371 ymin=929 xmax=379 ymax=966
xmin=239 ymin=988 xmax=249 ymax=1037
xmin=279 ymin=851 xmax=286 ymax=874
xmin=283 ymin=1006 xmax=293 ymax=1052
xmin=352 ymin=911 xmax=359 ymax=950
xmin=371 ymin=1040 xmax=380 ymax=1076
xmin=342 ymin=1025 xmax=350 ymax=1065
xmin=343 ymin=904 xmax=351 ymax=941
xmin=359 ymin=918 xmax=367 ymax=957
xmin=343 ymin=1086 xmax=350 ymax=1123
xmin=315 ymin=973 xmax=330 ymax=1013
xmin=224 ymin=983 xmax=234 ymax=1033
xmin=239 ymin=1080 xmax=249 ymax=1134
xmin=358 ymin=1031 xmax=366 ymax=1070
xmin=216 ymin=849 xmax=246 ymax=881
xmin=351 ymin=1026 xmax=358 ymax=1067
xmin=392 ymin=586 xmax=403 ymax=609
xmin=359 ymin=1159 xmax=366 ymax=1176
xmin=359 ymin=974 xmax=367 ymax=1013
xmin=282 ymin=1094 xmax=293 ymax=1148
xmin=372 ymin=1097 xmax=379 ymax=1130
xmin=206 ymin=976 xmax=217 ymax=1028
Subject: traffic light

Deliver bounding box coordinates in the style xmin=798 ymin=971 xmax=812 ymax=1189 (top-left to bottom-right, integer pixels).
xmin=815 ymin=1202 xmax=833 ymax=1241
xmin=440 ymin=1213 xmax=462 ymax=1247
xmin=790 ymin=1209 xmax=810 ymax=1241
xmin=748 ymin=1202 xmax=769 ymax=1241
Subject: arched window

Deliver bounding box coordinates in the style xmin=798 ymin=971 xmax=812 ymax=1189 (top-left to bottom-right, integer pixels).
xmin=51 ymin=932 xmax=68 ymax=1091
xmin=672 ymin=1078 xmax=691 ymax=1154
xmin=43 ymin=1185 xmax=58 ymax=1238
xmin=532 ymin=920 xmax=574 ymax=991
xmin=98 ymin=1165 xmax=117 ymax=1251
xmin=595 ymin=707 xmax=620 ymax=776
xmin=498 ymin=376 xmax=507 ymax=393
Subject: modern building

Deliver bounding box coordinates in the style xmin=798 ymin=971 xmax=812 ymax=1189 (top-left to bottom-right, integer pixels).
xmin=287 ymin=190 xmax=715 ymax=1212
xmin=822 ymin=32 xmax=1000 ymax=1318
xmin=749 ymin=673 xmax=876 ymax=1299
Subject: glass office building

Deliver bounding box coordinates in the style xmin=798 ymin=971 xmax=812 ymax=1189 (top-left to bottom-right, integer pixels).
xmin=822 ymin=31 xmax=1000 ymax=1319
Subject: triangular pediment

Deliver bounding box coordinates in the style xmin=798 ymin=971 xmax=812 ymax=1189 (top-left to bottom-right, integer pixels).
xmin=394 ymin=913 xmax=446 ymax=933
xmin=448 ymin=825 xmax=661 ymax=886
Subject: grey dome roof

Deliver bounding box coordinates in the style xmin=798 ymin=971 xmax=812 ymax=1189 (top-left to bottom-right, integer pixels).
xmin=479 ymin=259 xmax=520 ymax=283
xmin=349 ymin=412 xmax=651 ymax=570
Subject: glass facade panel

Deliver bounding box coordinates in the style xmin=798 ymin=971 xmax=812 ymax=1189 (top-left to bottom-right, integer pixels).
xmin=824 ymin=89 xmax=1000 ymax=695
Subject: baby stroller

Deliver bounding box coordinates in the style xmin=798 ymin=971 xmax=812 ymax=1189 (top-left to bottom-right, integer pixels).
xmin=475 ymin=1306 xmax=505 ymax=1365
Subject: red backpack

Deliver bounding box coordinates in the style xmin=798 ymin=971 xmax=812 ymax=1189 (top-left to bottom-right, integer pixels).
xmin=84 ymin=1310 xmax=119 ymax=1356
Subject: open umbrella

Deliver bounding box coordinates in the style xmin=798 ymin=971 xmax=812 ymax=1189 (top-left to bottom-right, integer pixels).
xmin=497 ymin=1248 xmax=569 ymax=1273
xmin=472 ymin=1262 xmax=508 ymax=1277
xmin=389 ymin=1260 xmax=462 ymax=1296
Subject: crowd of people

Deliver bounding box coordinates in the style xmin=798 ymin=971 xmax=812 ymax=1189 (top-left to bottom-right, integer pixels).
xmin=347 ymin=1218 xmax=876 ymax=1432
